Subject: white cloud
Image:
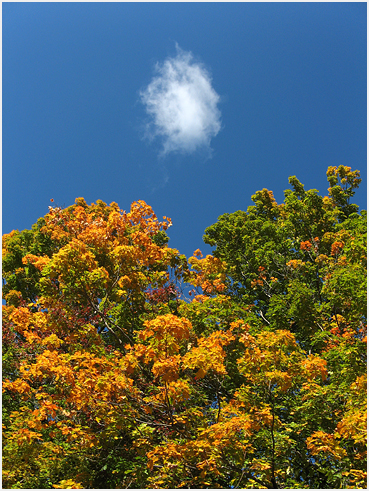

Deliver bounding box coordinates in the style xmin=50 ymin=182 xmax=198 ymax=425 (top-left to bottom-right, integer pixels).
xmin=140 ymin=45 xmax=222 ymax=156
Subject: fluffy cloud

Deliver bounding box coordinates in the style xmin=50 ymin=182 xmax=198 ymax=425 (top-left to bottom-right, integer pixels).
xmin=140 ymin=45 xmax=221 ymax=156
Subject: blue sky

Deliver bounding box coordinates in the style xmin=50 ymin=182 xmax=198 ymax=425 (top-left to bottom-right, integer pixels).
xmin=3 ymin=2 xmax=367 ymax=259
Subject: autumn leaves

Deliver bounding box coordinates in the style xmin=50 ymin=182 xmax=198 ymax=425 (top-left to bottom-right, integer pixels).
xmin=2 ymin=167 xmax=367 ymax=489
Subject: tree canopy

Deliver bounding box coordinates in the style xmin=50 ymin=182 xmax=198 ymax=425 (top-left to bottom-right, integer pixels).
xmin=2 ymin=166 xmax=366 ymax=489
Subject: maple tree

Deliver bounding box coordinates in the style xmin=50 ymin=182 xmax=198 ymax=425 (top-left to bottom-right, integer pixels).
xmin=2 ymin=166 xmax=366 ymax=489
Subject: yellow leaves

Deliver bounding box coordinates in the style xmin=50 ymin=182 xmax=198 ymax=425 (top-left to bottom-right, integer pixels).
xmin=13 ymin=428 xmax=43 ymax=445
xmin=23 ymin=330 xmax=41 ymax=344
xmin=56 ymin=422 xmax=91 ymax=444
xmin=218 ymin=415 xmax=254 ymax=439
xmin=326 ymin=165 xmax=338 ymax=177
xmin=336 ymin=410 xmax=367 ymax=444
xmin=300 ymin=381 xmax=322 ymax=401
xmin=240 ymin=329 xmax=297 ymax=353
xmin=152 ymin=355 xmax=181 ymax=382
xmin=196 ymin=456 xmax=220 ymax=478
xmin=78 ymin=223 xmax=109 ymax=251
xmin=46 ymin=239 xmax=113 ymax=298
xmin=168 ymin=379 xmax=191 ymax=403
xmin=195 ymin=367 xmax=206 ymax=379
xmin=286 ymin=259 xmax=304 ymax=270
xmin=52 ymin=479 xmax=84 ymax=489
xmin=128 ymin=200 xmax=155 ymax=226
xmin=106 ymin=209 xmax=128 ymax=237
xmin=9 ymin=307 xmax=32 ymax=331
xmin=3 ymin=378 xmax=32 ymax=395
xmin=315 ymin=253 xmax=329 ymax=265
xmin=264 ymin=370 xmax=292 ymax=392
xmin=53 ymin=352 xmax=138 ymax=415
xmin=188 ymin=254 xmax=227 ymax=294
xmin=230 ymin=319 xmax=250 ymax=334
xmin=127 ymin=200 xmax=172 ymax=233
xmin=237 ymin=330 xmax=304 ymax=393
xmin=322 ymin=195 xmax=333 ymax=208
xmin=149 ymin=379 xmax=191 ymax=406
xmin=141 ymin=314 xmax=192 ymax=346
xmin=4 ymin=290 xmax=23 ymax=307
xmin=2 ymin=229 xmax=17 ymax=247
xmin=41 ymin=333 xmax=64 ymax=349
xmin=38 ymin=400 xmax=59 ymax=420
xmin=111 ymin=242 xmax=173 ymax=294
xmin=33 ymin=311 xmax=48 ymax=330
xmin=147 ymin=438 xmax=220 ymax=489
xmin=112 ymin=244 xmax=138 ymax=264
xmin=3 ymin=184 xmax=367 ymax=488
xmin=213 ymin=277 xmax=226 ymax=292
xmin=118 ymin=274 xmax=132 ymax=289
xmin=341 ymin=469 xmax=367 ymax=489
xmin=306 ymin=431 xmax=347 ymax=459
xmin=183 ymin=329 xmax=235 ymax=378
xmin=334 ymin=374 xmax=367 ymax=446
xmin=251 ymin=460 xmax=271 ymax=472
xmin=349 ymin=373 xmax=367 ymax=399
xmin=127 ymin=343 xmax=156 ymax=365
xmin=303 ymin=354 xmax=328 ymax=382
xmin=19 ymin=349 xmax=75 ymax=385
xmin=251 ymin=404 xmax=274 ymax=428
xmin=8 ymin=307 xmax=49 ymax=344
xmin=327 ymin=165 xmax=361 ymax=189
xmin=51 ymin=239 xmax=98 ymax=274
xmin=146 ymin=413 xmax=257 ymax=487
xmin=192 ymin=294 xmax=209 ymax=303
xmin=251 ymin=278 xmax=264 ymax=288
xmin=22 ymin=253 xmax=50 ymax=271
xmin=131 ymin=423 xmax=155 ymax=452
xmin=134 ymin=315 xmax=194 ymax=383
xmin=121 ymin=349 xmax=141 ymax=373
xmin=147 ymin=442 xmax=183 ymax=470
xmin=263 ymin=329 xmax=298 ymax=350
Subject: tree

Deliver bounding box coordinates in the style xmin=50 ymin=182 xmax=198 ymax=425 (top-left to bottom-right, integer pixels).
xmin=2 ymin=167 xmax=366 ymax=489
